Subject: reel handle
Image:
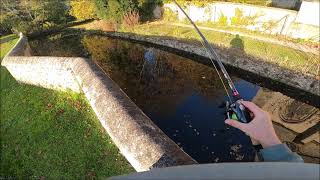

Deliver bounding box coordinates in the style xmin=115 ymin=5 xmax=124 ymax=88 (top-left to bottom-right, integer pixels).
xmin=226 ymin=100 xmax=252 ymax=123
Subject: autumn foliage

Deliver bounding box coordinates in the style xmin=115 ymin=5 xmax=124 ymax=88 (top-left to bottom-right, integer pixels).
xmin=123 ymin=11 xmax=140 ymax=29
xmin=70 ymin=0 xmax=97 ymax=20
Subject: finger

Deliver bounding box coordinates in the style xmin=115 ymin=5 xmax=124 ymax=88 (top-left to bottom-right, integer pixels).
xmin=250 ymin=138 xmax=260 ymax=145
xmin=241 ymin=101 xmax=261 ymax=115
xmin=225 ymin=119 xmax=248 ymax=133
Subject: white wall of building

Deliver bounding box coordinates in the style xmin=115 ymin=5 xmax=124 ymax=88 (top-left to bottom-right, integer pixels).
xmin=295 ymin=1 xmax=320 ymax=26
xmin=164 ymin=1 xmax=319 ymax=41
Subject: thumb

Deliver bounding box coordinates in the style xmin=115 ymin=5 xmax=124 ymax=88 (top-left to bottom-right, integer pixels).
xmin=225 ymin=119 xmax=248 ymax=133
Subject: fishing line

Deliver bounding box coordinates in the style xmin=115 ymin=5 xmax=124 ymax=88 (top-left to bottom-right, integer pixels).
xmin=173 ymin=0 xmax=240 ymax=100
xmin=199 ymin=40 xmax=232 ymax=102
xmin=174 ymin=0 xmax=253 ymax=125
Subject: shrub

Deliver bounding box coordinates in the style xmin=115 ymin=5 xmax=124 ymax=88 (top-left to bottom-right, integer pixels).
xmin=218 ymin=13 xmax=228 ymax=26
xmin=70 ymin=0 xmax=97 ymax=20
xmin=262 ymin=20 xmax=279 ymax=34
xmin=163 ymin=8 xmax=179 ymax=22
xmin=138 ymin=0 xmax=163 ymax=22
xmin=123 ymin=11 xmax=140 ymax=29
xmin=164 ymin=0 xmax=269 ymax=6
xmin=0 ymin=14 xmax=13 ymax=35
xmin=230 ymin=8 xmax=261 ymax=27
xmin=231 ymin=8 xmax=247 ymax=26
xmin=94 ymin=0 xmax=109 ymax=20
xmin=94 ymin=0 xmax=162 ymax=23
xmin=94 ymin=0 xmax=137 ymax=23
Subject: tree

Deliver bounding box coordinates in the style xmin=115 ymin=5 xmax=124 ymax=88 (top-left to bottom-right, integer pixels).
xmin=93 ymin=0 xmax=108 ymax=20
xmin=0 ymin=0 xmax=69 ymax=34
xmin=137 ymin=0 xmax=163 ymax=22
xmin=93 ymin=0 xmax=162 ymax=23
xmin=70 ymin=0 xmax=97 ymax=20
xmin=93 ymin=0 xmax=137 ymax=23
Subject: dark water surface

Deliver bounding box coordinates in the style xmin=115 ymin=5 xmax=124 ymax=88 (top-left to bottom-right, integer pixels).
xmin=30 ymin=33 xmax=265 ymax=163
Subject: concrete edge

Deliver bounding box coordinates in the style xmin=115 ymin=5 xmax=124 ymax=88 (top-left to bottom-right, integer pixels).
xmin=71 ymin=58 xmax=197 ymax=171
xmin=94 ymin=31 xmax=319 ymax=97
xmin=1 ymin=34 xmax=197 ymax=172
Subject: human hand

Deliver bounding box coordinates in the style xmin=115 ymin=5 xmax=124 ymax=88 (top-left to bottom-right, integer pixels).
xmin=225 ymin=101 xmax=281 ymax=148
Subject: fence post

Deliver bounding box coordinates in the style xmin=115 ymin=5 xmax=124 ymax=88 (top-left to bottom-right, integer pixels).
xmin=213 ymin=6 xmax=217 ymax=22
xmin=280 ymin=15 xmax=289 ymax=35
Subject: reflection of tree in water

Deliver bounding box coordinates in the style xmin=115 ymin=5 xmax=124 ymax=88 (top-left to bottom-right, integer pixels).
xmin=29 ymin=33 xmax=86 ymax=57
xmin=82 ymin=35 xmax=227 ymax=116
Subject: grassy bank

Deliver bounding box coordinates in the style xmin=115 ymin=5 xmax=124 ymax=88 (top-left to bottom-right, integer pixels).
xmin=120 ymin=23 xmax=318 ymax=76
xmin=0 ymin=35 xmax=133 ymax=179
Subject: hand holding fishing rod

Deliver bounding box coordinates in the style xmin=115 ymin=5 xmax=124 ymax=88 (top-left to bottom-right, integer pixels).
xmin=173 ymin=0 xmax=252 ymax=124
xmin=225 ymin=101 xmax=282 ymax=148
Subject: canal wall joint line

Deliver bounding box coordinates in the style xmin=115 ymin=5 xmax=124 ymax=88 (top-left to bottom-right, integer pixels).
xmin=1 ymin=34 xmax=197 ymax=172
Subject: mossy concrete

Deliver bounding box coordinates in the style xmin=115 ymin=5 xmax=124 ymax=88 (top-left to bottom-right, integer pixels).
xmin=1 ymin=34 xmax=197 ymax=172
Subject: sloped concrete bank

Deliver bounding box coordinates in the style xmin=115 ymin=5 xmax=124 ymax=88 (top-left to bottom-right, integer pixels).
xmin=1 ymin=34 xmax=197 ymax=172
xmin=95 ymin=31 xmax=319 ymax=98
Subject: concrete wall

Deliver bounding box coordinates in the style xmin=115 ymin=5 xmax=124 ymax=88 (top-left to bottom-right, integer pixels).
xmin=272 ymin=0 xmax=301 ymax=9
xmin=295 ymin=1 xmax=320 ymax=26
xmin=2 ymin=34 xmax=80 ymax=92
xmin=165 ymin=1 xmax=319 ymax=41
xmin=102 ymin=32 xmax=319 ymax=97
xmin=1 ymin=34 xmax=197 ymax=172
xmin=286 ymin=1 xmax=320 ymax=41
xmin=2 ymin=56 xmax=81 ymax=92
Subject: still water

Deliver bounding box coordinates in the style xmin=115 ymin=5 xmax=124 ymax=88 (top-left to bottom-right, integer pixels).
xmin=30 ymin=33 xmax=263 ymax=163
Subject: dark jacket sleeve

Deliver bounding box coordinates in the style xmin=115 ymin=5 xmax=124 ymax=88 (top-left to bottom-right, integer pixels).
xmin=260 ymin=144 xmax=304 ymax=162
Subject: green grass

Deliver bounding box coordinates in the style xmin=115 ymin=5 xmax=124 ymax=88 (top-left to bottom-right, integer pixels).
xmin=0 ymin=34 xmax=17 ymax=42
xmin=0 ymin=36 xmax=134 ymax=179
xmin=121 ymin=23 xmax=318 ymax=75
xmin=0 ymin=35 xmax=18 ymax=59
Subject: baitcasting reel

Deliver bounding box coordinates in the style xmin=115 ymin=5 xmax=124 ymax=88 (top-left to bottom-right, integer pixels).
xmin=226 ymin=100 xmax=252 ymax=124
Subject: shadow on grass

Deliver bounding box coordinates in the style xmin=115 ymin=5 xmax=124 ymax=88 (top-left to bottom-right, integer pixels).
xmin=230 ymin=34 xmax=245 ymax=52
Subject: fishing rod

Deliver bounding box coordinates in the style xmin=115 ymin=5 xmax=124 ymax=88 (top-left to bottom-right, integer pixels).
xmin=173 ymin=0 xmax=251 ymax=123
